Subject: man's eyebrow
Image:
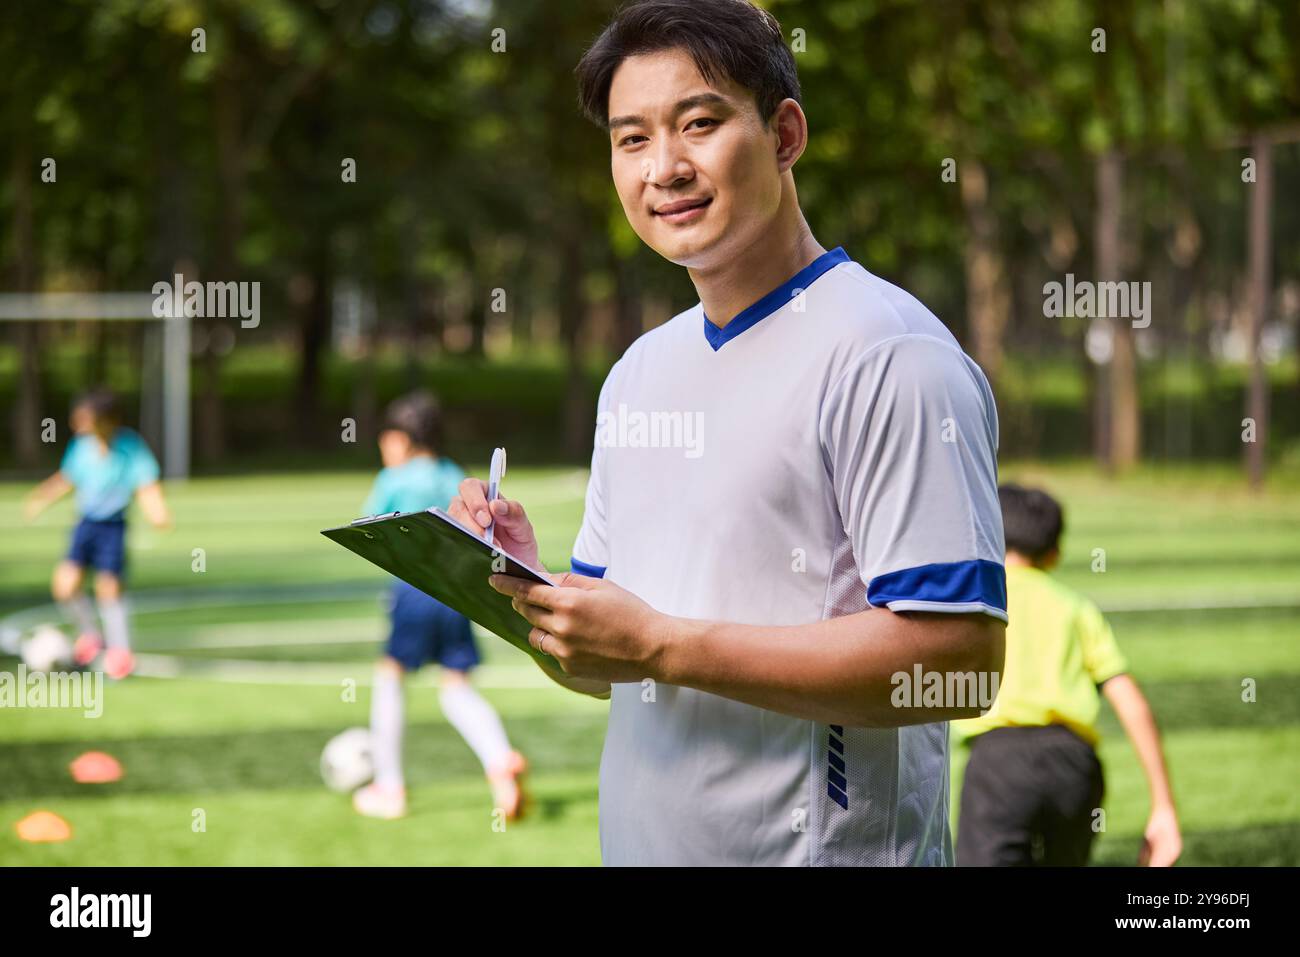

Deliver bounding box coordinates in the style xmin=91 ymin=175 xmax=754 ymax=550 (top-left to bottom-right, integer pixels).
xmin=606 ymin=93 xmax=731 ymax=132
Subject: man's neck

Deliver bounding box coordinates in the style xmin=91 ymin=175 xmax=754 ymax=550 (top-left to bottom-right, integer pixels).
xmin=689 ymin=191 xmax=825 ymax=330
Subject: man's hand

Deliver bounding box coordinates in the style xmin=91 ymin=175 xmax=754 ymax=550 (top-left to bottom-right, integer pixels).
xmin=1138 ymin=803 xmax=1182 ymax=867
xmin=449 ymin=478 xmax=541 ymax=570
xmin=489 ymin=572 xmax=669 ymax=683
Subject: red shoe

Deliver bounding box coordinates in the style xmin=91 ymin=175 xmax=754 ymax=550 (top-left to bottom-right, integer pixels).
xmin=103 ymin=647 xmax=135 ymax=680
xmin=73 ymin=633 xmax=104 ymax=666
xmin=488 ymin=750 xmax=529 ymax=821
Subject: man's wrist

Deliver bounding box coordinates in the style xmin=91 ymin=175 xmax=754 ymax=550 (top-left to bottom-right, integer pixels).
xmin=649 ymin=613 xmax=706 ymax=686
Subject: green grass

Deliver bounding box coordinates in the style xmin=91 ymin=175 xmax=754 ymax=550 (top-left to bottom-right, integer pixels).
xmin=1 ymin=464 xmax=1298 ymax=864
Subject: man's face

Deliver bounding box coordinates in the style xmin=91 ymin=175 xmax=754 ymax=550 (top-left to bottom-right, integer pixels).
xmin=606 ymin=48 xmax=783 ymax=270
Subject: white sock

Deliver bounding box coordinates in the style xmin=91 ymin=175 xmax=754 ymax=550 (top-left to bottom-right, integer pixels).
xmin=370 ymin=667 xmax=405 ymax=791
xmin=439 ymin=681 xmax=512 ymax=774
xmin=62 ymin=594 xmax=99 ymax=637
xmin=97 ymin=599 xmax=130 ymax=650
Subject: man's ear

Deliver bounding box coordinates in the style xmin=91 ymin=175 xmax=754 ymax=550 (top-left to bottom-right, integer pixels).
xmin=771 ymin=98 xmax=808 ymax=173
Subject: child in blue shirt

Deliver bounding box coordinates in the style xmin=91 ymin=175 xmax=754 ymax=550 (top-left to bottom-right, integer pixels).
xmin=24 ymin=388 xmax=172 ymax=678
xmin=351 ymin=390 xmax=528 ymax=821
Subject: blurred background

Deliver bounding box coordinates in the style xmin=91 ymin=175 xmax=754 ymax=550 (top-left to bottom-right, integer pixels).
xmin=1 ymin=0 xmax=1298 ymax=865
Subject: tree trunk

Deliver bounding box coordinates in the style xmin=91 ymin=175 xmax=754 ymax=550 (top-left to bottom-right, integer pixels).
xmin=295 ymin=239 xmax=333 ymax=440
xmin=9 ymin=133 xmax=42 ymax=467
xmin=959 ymin=158 xmax=1010 ymax=388
xmin=614 ymin=254 xmax=644 ymax=356
xmin=1095 ymin=150 xmax=1140 ymax=471
xmin=198 ymin=59 xmax=248 ymax=464
xmin=1245 ymin=133 xmax=1273 ymax=488
xmin=558 ymin=234 xmax=590 ymax=461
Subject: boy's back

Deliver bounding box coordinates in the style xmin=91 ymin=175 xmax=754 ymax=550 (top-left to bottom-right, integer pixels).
xmin=952 ymin=564 xmax=1127 ymax=748
xmin=953 ymin=482 xmax=1180 ymax=867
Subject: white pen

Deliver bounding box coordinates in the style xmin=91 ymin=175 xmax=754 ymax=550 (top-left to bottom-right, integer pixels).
xmin=483 ymin=447 xmax=507 ymax=545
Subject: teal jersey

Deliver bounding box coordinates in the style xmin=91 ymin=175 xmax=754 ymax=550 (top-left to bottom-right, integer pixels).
xmin=363 ymin=456 xmax=465 ymax=516
xmin=59 ymin=427 xmax=161 ymax=521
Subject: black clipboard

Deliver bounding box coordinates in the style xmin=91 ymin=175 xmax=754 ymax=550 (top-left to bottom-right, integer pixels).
xmin=321 ymin=507 xmax=556 ymax=666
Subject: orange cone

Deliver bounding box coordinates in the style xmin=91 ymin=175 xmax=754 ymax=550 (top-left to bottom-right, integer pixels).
xmin=69 ymin=751 xmax=124 ymax=784
xmin=15 ymin=811 xmax=72 ymax=843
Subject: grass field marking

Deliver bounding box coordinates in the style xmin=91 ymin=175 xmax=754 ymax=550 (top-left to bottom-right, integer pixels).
xmin=129 ymin=653 xmax=552 ymax=688
xmin=142 ymin=616 xmax=384 ymax=650
xmin=137 ymin=616 xmax=508 ymax=652
xmin=1100 ymin=595 xmax=1300 ymax=613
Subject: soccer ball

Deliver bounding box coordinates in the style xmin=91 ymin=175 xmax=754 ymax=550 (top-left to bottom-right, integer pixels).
xmin=21 ymin=625 xmax=74 ymax=673
xmin=320 ymin=728 xmax=374 ymax=793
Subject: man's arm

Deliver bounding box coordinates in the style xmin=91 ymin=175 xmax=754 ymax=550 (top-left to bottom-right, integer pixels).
xmin=661 ymin=608 xmax=1004 ymax=728
xmin=1102 ymin=673 xmax=1181 ymax=866
xmin=493 ymin=572 xmax=1003 ymax=728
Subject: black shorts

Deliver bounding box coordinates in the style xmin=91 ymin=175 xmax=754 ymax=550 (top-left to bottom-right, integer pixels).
xmin=956 ymin=724 xmax=1104 ymax=867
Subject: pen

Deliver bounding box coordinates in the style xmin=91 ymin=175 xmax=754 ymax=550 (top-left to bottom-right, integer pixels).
xmin=483 ymin=447 xmax=507 ymax=545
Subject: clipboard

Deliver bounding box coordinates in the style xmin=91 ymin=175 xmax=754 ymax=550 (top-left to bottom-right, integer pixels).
xmin=321 ymin=508 xmax=556 ymax=666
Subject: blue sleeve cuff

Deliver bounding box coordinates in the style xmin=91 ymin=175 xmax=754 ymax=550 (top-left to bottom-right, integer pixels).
xmin=867 ymin=559 xmax=1007 ymax=622
xmin=570 ymin=557 xmax=607 ymax=579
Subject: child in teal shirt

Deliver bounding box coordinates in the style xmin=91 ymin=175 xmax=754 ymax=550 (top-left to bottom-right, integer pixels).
xmin=351 ymin=390 xmax=528 ymax=820
xmin=24 ymin=388 xmax=172 ymax=678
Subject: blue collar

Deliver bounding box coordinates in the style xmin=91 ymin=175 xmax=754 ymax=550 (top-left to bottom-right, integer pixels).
xmin=702 ymin=246 xmax=850 ymax=351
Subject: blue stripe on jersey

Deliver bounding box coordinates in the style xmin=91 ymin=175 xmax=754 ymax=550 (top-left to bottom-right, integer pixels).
xmin=570 ymin=557 xmax=607 ymax=578
xmin=702 ymin=246 xmax=851 ymax=351
xmin=867 ymin=559 xmax=1007 ymax=613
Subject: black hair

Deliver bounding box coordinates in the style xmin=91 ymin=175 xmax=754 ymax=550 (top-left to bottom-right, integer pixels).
xmin=73 ymin=387 xmax=121 ymax=429
xmin=382 ymin=390 xmax=443 ymax=452
xmin=998 ymin=483 xmax=1065 ymax=563
xmin=575 ymin=0 xmax=801 ymax=127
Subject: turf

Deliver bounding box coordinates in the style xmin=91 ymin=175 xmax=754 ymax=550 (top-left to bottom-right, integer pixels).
xmin=1 ymin=464 xmax=1298 ymax=865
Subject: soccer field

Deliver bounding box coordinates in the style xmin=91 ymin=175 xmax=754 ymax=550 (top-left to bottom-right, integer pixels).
xmin=2 ymin=465 xmax=1298 ymax=865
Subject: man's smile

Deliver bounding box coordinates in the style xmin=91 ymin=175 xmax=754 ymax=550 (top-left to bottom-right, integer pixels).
xmin=653 ymin=196 xmax=713 ymax=224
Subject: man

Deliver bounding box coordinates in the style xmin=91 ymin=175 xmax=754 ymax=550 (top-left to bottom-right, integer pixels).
xmin=450 ymin=0 xmax=1006 ymax=866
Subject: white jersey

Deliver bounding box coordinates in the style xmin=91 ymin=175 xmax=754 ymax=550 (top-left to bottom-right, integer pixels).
xmin=570 ymin=247 xmax=1006 ymax=866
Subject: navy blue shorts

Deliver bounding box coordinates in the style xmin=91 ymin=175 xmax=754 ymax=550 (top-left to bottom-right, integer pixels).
xmin=66 ymin=516 xmax=128 ymax=576
xmin=385 ymin=581 xmax=480 ymax=672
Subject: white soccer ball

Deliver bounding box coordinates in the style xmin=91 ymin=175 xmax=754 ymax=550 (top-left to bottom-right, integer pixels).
xmin=21 ymin=624 xmax=74 ymax=673
xmin=321 ymin=727 xmax=374 ymax=793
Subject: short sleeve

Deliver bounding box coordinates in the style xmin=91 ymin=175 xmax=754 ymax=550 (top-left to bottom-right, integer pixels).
xmin=59 ymin=438 xmax=84 ymax=484
xmin=1077 ymin=600 xmax=1127 ymax=685
xmin=129 ymin=435 xmax=161 ymax=487
xmin=570 ymin=366 xmax=617 ymax=579
xmin=818 ymin=335 xmax=1007 ymax=621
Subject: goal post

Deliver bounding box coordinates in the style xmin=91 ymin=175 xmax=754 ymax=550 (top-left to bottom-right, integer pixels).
xmin=0 ymin=292 xmax=191 ymax=479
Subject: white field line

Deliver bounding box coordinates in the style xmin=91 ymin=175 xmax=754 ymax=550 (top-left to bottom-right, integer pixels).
xmin=130 ymin=653 xmax=551 ymax=689
xmin=139 ymin=617 xmax=384 ymax=650
xmin=0 ymin=470 xmax=591 ymax=531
